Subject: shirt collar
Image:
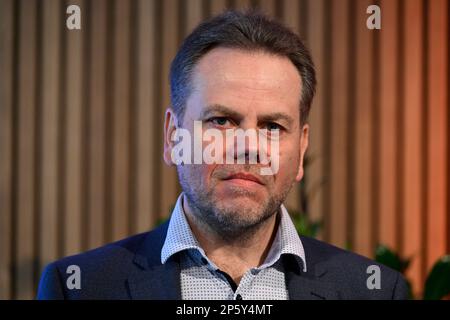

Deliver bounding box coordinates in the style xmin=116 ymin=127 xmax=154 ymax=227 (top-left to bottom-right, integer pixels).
xmin=161 ymin=193 xmax=307 ymax=272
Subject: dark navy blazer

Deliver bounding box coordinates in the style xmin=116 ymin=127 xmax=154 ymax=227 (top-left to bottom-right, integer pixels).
xmin=36 ymin=219 xmax=409 ymax=300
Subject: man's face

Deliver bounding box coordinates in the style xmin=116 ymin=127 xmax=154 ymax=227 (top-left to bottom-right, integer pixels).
xmin=164 ymin=47 xmax=309 ymax=239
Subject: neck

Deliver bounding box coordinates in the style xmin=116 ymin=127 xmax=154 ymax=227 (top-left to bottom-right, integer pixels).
xmin=182 ymin=197 xmax=280 ymax=284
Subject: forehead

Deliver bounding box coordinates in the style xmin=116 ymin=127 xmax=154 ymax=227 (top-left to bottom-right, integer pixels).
xmin=186 ymin=47 xmax=302 ymax=119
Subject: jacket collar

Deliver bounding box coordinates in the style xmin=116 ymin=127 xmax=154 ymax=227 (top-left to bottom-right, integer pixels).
xmin=161 ymin=194 xmax=307 ymax=272
xmin=282 ymin=254 xmax=340 ymax=300
xmin=127 ymin=220 xmax=340 ymax=300
xmin=127 ymin=221 xmax=182 ymax=300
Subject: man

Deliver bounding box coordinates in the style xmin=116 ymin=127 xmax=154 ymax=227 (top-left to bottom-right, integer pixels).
xmin=37 ymin=10 xmax=408 ymax=300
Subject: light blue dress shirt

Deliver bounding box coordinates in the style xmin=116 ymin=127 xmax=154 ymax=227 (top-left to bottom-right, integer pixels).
xmin=161 ymin=193 xmax=307 ymax=300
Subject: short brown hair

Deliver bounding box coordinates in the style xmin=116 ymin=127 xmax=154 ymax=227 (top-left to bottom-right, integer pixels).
xmin=170 ymin=10 xmax=316 ymax=125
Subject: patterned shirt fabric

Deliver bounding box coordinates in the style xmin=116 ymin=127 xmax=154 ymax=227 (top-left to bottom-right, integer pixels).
xmin=161 ymin=193 xmax=307 ymax=300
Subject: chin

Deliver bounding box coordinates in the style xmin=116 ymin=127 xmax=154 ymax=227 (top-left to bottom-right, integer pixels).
xmin=216 ymin=195 xmax=266 ymax=218
xmin=214 ymin=186 xmax=265 ymax=203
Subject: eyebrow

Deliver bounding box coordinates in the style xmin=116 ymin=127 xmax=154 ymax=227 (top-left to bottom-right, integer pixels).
xmin=200 ymin=104 xmax=243 ymax=121
xmin=200 ymin=104 xmax=295 ymax=127
xmin=258 ymin=112 xmax=294 ymax=127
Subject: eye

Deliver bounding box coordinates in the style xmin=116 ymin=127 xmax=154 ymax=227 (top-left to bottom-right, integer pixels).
xmin=265 ymin=122 xmax=283 ymax=131
xmin=209 ymin=117 xmax=232 ymax=127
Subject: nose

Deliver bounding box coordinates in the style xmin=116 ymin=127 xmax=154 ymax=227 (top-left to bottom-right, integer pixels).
xmin=227 ymin=127 xmax=263 ymax=165
xmin=235 ymin=148 xmax=261 ymax=164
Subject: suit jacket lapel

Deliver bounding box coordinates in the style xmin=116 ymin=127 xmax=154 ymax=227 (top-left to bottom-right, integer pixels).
xmin=284 ymin=254 xmax=340 ymax=300
xmin=286 ymin=273 xmax=340 ymax=300
xmin=128 ymin=259 xmax=181 ymax=300
xmin=127 ymin=219 xmax=341 ymax=300
xmin=127 ymin=220 xmax=182 ymax=300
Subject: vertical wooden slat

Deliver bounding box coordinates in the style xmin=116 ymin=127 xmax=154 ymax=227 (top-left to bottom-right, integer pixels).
xmin=111 ymin=0 xmax=131 ymax=240
xmin=0 ymin=0 xmax=14 ymax=300
xmin=233 ymin=0 xmax=252 ymax=10
xmin=87 ymin=0 xmax=107 ymax=248
xmin=160 ymin=0 xmax=180 ymax=219
xmin=258 ymin=0 xmax=276 ymax=16
xmin=426 ymin=0 xmax=448 ymax=272
xmin=186 ymin=0 xmax=203 ymax=34
xmin=306 ymin=0 xmax=325 ymax=237
xmin=15 ymin=0 xmax=37 ymax=299
xmin=329 ymin=0 xmax=350 ymax=249
xmin=282 ymin=0 xmax=300 ymax=35
xmin=209 ymin=0 xmax=228 ymax=16
xmin=281 ymin=0 xmax=302 ymax=212
xmin=64 ymin=0 xmax=84 ymax=255
xmin=402 ymin=0 xmax=424 ymax=295
xmin=39 ymin=0 xmax=60 ymax=270
xmin=379 ymin=0 xmax=399 ymax=250
xmin=128 ymin=0 xmax=137 ymax=237
xmin=135 ymin=0 xmax=156 ymax=233
xmin=354 ymin=0 xmax=375 ymax=257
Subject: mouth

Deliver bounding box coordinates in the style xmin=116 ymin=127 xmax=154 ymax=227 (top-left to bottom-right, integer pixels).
xmin=223 ymin=172 xmax=264 ymax=185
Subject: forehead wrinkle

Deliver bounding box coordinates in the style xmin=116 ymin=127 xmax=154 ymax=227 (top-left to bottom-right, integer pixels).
xmin=193 ymin=48 xmax=301 ymax=90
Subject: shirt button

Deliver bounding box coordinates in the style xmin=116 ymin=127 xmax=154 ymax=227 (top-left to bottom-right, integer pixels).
xmin=251 ymin=269 xmax=258 ymax=275
xmin=235 ymin=294 xmax=243 ymax=300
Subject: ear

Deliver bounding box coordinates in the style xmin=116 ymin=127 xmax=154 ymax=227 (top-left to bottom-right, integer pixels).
xmin=295 ymin=124 xmax=309 ymax=182
xmin=163 ymin=108 xmax=179 ymax=166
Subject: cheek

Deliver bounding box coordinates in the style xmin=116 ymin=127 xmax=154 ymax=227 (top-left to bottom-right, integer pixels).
xmin=277 ymin=144 xmax=301 ymax=178
xmin=271 ymin=159 xmax=298 ymax=194
xmin=183 ymin=164 xmax=216 ymax=188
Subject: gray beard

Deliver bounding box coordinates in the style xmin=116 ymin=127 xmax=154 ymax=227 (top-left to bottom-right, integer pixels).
xmin=178 ymin=168 xmax=290 ymax=242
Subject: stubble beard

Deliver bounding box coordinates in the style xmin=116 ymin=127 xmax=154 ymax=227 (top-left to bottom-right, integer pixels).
xmin=177 ymin=166 xmax=293 ymax=243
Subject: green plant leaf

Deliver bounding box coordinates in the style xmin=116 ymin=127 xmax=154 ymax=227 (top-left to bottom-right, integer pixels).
xmin=375 ymin=244 xmax=410 ymax=273
xmin=423 ymin=255 xmax=450 ymax=300
xmin=290 ymin=211 xmax=321 ymax=238
xmin=156 ymin=216 xmax=169 ymax=227
xmin=374 ymin=244 xmax=413 ymax=299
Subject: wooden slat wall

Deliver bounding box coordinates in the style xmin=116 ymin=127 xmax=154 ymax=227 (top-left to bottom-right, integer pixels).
xmin=329 ymin=0 xmax=351 ymax=248
xmin=379 ymin=0 xmax=400 ymax=253
xmin=87 ymin=0 xmax=107 ymax=248
xmin=159 ymin=0 xmax=180 ymax=221
xmin=354 ymin=0 xmax=375 ymax=258
xmin=306 ymin=0 xmax=326 ymax=239
xmin=402 ymin=0 xmax=425 ymax=292
xmin=135 ymin=0 xmax=156 ymax=234
xmin=39 ymin=0 xmax=61 ymax=274
xmin=427 ymin=0 xmax=448 ymax=274
xmin=15 ymin=0 xmax=38 ymax=300
xmin=281 ymin=0 xmax=302 ymax=211
xmin=0 ymin=0 xmax=448 ymax=299
xmin=0 ymin=0 xmax=14 ymax=300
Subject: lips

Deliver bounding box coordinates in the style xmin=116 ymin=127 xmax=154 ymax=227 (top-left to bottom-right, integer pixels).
xmin=223 ymin=172 xmax=264 ymax=185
